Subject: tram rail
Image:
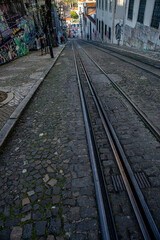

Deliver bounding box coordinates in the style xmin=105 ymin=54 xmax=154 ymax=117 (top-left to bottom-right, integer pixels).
xmin=73 ymin=41 xmax=160 ymax=240
xmin=77 ymin=41 xmax=160 ymax=142
xmin=81 ymin=40 xmax=160 ymax=78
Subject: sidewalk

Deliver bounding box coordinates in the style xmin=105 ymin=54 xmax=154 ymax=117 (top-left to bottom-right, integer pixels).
xmin=0 ymin=45 xmax=65 ymax=147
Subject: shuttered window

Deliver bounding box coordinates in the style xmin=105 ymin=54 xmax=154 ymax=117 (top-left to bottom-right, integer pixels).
xmin=151 ymin=0 xmax=160 ymax=29
xmin=102 ymin=0 xmax=104 ymax=10
xmin=137 ymin=0 xmax=146 ymax=23
xmin=105 ymin=0 xmax=108 ymax=10
xmin=128 ymin=0 xmax=134 ymax=20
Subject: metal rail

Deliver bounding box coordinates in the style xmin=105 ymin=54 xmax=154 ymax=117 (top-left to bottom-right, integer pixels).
xmin=73 ymin=42 xmax=118 ymax=240
xmin=74 ymin=41 xmax=160 ymax=240
xmin=78 ymin=44 xmax=160 ymax=142
xmin=81 ymin=40 xmax=160 ymax=78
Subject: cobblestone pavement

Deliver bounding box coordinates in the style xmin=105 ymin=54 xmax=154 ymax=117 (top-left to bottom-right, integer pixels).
xmin=0 ymin=42 xmax=100 ymax=239
xmin=0 ymin=46 xmax=64 ymax=131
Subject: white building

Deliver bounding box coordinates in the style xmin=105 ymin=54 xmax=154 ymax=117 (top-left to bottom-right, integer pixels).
xmin=96 ymin=0 xmax=160 ymax=50
xmin=83 ymin=10 xmax=96 ymax=40
xmin=78 ymin=0 xmax=96 ymax=38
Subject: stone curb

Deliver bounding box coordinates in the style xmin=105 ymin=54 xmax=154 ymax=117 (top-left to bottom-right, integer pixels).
xmin=0 ymin=45 xmax=65 ymax=149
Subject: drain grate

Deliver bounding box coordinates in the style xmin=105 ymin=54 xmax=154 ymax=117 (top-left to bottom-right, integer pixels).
xmin=111 ymin=172 xmax=150 ymax=192
xmin=0 ymin=91 xmax=7 ymax=102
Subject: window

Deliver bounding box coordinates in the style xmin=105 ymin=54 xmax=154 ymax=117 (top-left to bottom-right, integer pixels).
xmin=97 ymin=19 xmax=98 ymax=31
xmin=105 ymin=24 xmax=107 ymax=35
xmin=128 ymin=0 xmax=134 ymax=20
xmin=137 ymin=0 xmax=146 ymax=23
xmin=102 ymin=0 xmax=104 ymax=10
xmin=99 ymin=0 xmax=101 ymax=9
xmin=151 ymin=0 xmax=160 ymax=29
xmin=99 ymin=21 xmax=101 ymax=33
xmin=109 ymin=0 xmax=112 ymax=11
xmin=108 ymin=27 xmax=111 ymax=39
xmin=105 ymin=0 xmax=108 ymax=10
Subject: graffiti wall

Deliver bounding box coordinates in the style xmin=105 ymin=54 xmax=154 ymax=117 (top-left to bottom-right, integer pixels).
xmin=0 ymin=7 xmax=36 ymax=65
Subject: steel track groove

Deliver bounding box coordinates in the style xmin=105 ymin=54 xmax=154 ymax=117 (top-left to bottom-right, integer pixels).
xmin=78 ymin=43 xmax=160 ymax=142
xmin=81 ymin=40 xmax=160 ymax=75
xmin=73 ymin=42 xmax=118 ymax=240
xmin=75 ymin=41 xmax=160 ymax=240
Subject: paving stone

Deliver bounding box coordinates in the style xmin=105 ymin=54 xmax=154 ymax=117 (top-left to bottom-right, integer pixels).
xmin=0 ymin=229 xmax=10 ymax=240
xmin=52 ymin=186 xmax=60 ymax=195
xmin=63 ymin=198 xmax=76 ymax=206
xmin=21 ymin=212 xmax=31 ymax=222
xmin=77 ymin=196 xmax=95 ymax=207
xmin=5 ymin=218 xmax=19 ymax=227
xmin=10 ymin=227 xmax=22 ymax=240
xmin=40 ymin=198 xmax=51 ymax=206
xmin=35 ymin=221 xmax=47 ymax=236
xmin=4 ymin=205 xmax=10 ymax=217
xmin=51 ymin=207 xmax=59 ymax=217
xmin=0 ymin=220 xmax=4 ymax=227
xmin=13 ymin=208 xmax=20 ymax=216
xmin=35 ymin=185 xmax=44 ymax=193
xmin=64 ymin=222 xmax=76 ymax=232
xmin=47 ymin=166 xmax=54 ymax=173
xmin=22 ymin=204 xmax=32 ymax=213
xmin=48 ymin=218 xmax=61 ymax=235
xmin=43 ymin=174 xmax=49 ymax=183
xmin=32 ymin=210 xmax=43 ymax=220
xmin=70 ymin=233 xmax=86 ymax=240
xmin=30 ymin=194 xmax=38 ymax=203
xmin=48 ymin=179 xmax=57 ymax=187
xmin=45 ymin=188 xmax=51 ymax=196
xmin=56 ymin=237 xmax=64 ymax=240
xmin=22 ymin=224 xmax=32 ymax=239
xmin=27 ymin=190 xmax=35 ymax=196
xmin=47 ymin=235 xmax=55 ymax=240
xmin=46 ymin=209 xmax=52 ymax=218
xmin=22 ymin=197 xmax=30 ymax=206
xmin=77 ymin=219 xmax=98 ymax=231
xmin=33 ymin=204 xmax=40 ymax=210
xmin=52 ymin=195 xmax=60 ymax=204
xmin=80 ymin=207 xmax=97 ymax=218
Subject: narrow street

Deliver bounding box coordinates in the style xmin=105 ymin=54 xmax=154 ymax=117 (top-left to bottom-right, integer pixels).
xmin=0 ymin=39 xmax=160 ymax=239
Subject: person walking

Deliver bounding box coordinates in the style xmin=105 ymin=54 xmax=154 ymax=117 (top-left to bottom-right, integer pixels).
xmin=39 ymin=34 xmax=45 ymax=55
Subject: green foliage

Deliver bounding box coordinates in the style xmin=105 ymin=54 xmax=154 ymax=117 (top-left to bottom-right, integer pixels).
xmin=70 ymin=10 xmax=78 ymax=19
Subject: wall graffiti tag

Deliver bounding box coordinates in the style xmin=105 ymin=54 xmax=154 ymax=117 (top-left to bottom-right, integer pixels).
xmin=0 ymin=7 xmax=36 ymax=65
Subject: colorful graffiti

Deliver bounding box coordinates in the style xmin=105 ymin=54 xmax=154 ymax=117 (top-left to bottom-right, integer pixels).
xmin=0 ymin=37 xmax=28 ymax=65
xmin=0 ymin=14 xmax=36 ymax=65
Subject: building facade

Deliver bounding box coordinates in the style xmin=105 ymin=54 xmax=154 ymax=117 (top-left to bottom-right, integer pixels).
xmin=96 ymin=0 xmax=160 ymax=50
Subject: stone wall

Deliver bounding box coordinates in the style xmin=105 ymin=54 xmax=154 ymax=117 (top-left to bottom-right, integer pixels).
xmin=123 ymin=23 xmax=160 ymax=51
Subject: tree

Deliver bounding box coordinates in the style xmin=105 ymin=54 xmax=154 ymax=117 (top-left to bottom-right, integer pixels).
xmin=70 ymin=10 xmax=78 ymax=19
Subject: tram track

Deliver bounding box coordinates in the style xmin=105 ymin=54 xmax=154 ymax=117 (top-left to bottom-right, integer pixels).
xmin=73 ymin=41 xmax=160 ymax=239
xmin=76 ymin=40 xmax=160 ymax=142
xmin=81 ymin=40 xmax=160 ymax=78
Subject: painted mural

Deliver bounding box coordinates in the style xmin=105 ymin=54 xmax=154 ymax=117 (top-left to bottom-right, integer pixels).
xmin=0 ymin=8 xmax=36 ymax=65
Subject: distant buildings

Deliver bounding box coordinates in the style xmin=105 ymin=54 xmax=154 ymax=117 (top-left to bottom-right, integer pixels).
xmin=78 ymin=0 xmax=96 ymax=39
xmin=96 ymin=0 xmax=160 ymax=50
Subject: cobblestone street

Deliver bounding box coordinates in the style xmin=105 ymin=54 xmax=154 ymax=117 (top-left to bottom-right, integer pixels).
xmin=0 ymin=39 xmax=160 ymax=240
xmin=0 ymin=43 xmax=100 ymax=239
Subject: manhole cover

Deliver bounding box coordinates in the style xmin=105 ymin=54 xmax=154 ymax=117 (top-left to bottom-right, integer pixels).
xmin=0 ymin=91 xmax=7 ymax=102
